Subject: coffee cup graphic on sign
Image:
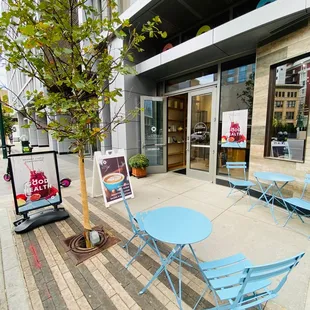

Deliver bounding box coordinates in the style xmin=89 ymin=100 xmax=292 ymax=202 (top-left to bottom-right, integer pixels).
xmin=103 ymin=173 xmax=125 ymax=192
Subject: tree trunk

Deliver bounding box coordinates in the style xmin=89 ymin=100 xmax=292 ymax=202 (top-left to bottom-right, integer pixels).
xmin=78 ymin=148 xmax=92 ymax=248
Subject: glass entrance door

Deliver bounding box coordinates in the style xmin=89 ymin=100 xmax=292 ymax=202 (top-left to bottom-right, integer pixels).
xmin=140 ymin=96 xmax=167 ymax=173
xmin=186 ymin=87 xmax=217 ymax=180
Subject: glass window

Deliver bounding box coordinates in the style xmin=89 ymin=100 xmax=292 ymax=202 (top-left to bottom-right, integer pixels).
xmin=239 ymin=66 xmax=247 ymax=83
xmin=266 ymin=53 xmax=310 ymax=162
xmin=117 ymin=0 xmax=135 ymax=14
xmin=165 ymin=66 xmax=217 ymax=93
xmin=274 ymin=112 xmax=282 ymax=120
xmin=287 ymin=101 xmax=296 ymax=108
xmin=217 ymin=55 xmax=256 ymax=180
xmin=286 ymin=112 xmax=295 ymax=120
xmin=275 ymin=101 xmax=283 ymax=108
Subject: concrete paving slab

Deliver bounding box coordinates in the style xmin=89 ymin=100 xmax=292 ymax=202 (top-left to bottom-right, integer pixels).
xmin=149 ymin=194 xmax=224 ymax=222
xmin=0 ymin=148 xmax=309 ymax=309
xmin=152 ymin=175 xmax=207 ymax=194
xmin=0 ymin=239 xmax=8 ymax=310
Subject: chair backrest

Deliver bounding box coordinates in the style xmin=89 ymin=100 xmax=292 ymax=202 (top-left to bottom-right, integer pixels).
xmin=226 ymin=162 xmax=247 ymax=181
xmin=119 ymin=188 xmax=138 ymax=234
xmin=301 ymin=174 xmax=310 ymax=199
xmin=232 ymin=252 xmax=305 ymax=308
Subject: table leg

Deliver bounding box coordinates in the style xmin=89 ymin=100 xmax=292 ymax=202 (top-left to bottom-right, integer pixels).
xmin=178 ymin=247 xmax=182 ymax=305
xmin=249 ymin=178 xmax=273 ymax=211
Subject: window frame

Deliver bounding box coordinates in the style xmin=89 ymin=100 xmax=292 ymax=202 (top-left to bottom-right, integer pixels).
xmin=265 ymin=52 xmax=310 ymax=161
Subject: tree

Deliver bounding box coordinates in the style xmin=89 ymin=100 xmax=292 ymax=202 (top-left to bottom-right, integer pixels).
xmin=1 ymin=94 xmax=15 ymax=137
xmin=237 ymin=73 xmax=255 ymax=115
xmin=0 ymin=0 xmax=166 ymax=247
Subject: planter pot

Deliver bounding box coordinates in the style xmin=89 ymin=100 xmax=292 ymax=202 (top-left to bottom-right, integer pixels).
xmin=131 ymin=167 xmax=147 ymax=178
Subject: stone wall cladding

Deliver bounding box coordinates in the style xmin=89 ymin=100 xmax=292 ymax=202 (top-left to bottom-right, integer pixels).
xmin=250 ymin=18 xmax=310 ymax=197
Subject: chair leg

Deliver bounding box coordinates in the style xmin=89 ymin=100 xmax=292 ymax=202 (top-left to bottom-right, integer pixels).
xmin=122 ymin=232 xmax=138 ymax=253
xmin=283 ymin=210 xmax=296 ymax=227
xmin=125 ymin=235 xmax=153 ymax=268
xmin=296 ymin=212 xmax=305 ymax=224
xmin=227 ymin=186 xmax=235 ymax=198
xmin=193 ymin=285 xmax=209 ymax=310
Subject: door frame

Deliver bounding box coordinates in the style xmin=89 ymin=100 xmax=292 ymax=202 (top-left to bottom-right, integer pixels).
xmin=140 ymin=96 xmax=167 ymax=174
xmin=186 ymin=86 xmax=218 ymax=181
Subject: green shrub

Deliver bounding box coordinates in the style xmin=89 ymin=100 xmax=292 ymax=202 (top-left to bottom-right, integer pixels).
xmin=129 ymin=154 xmax=149 ymax=169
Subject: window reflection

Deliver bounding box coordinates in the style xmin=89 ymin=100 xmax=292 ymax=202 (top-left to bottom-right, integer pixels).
xmin=268 ymin=55 xmax=310 ymax=161
xmin=166 ymin=66 xmax=217 ymax=93
xmin=217 ymin=56 xmax=256 ymax=180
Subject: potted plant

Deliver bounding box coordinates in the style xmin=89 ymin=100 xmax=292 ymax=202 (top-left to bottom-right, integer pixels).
xmin=129 ymin=154 xmax=149 ymax=178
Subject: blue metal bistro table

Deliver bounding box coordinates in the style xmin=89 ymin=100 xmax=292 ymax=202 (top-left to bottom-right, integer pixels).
xmin=249 ymin=172 xmax=295 ymax=224
xmin=139 ymin=207 xmax=212 ymax=309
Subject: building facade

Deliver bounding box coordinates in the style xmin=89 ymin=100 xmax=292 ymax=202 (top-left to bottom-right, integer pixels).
xmin=106 ymin=0 xmax=310 ymax=195
xmin=7 ymin=0 xmax=310 ymax=194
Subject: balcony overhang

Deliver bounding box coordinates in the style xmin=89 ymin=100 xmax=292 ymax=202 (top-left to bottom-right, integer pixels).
xmin=135 ymin=0 xmax=310 ymax=80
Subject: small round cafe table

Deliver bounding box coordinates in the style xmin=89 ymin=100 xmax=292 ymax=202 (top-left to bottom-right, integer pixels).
xmin=139 ymin=206 xmax=212 ymax=309
xmin=249 ymin=172 xmax=295 ymax=223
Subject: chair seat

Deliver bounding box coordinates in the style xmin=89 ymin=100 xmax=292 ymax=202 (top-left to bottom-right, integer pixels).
xmin=230 ymin=180 xmax=255 ymax=187
xmin=284 ymin=197 xmax=310 ymax=212
xmin=134 ymin=211 xmax=149 ymax=231
xmin=215 ymin=280 xmax=271 ymax=301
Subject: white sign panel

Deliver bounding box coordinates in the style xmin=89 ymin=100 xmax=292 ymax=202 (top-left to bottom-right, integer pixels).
xmin=91 ymin=150 xmax=134 ymax=207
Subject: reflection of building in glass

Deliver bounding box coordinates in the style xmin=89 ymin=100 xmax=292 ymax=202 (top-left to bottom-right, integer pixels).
xmin=274 ymin=57 xmax=310 ymax=131
xmin=220 ymin=64 xmax=255 ymax=114
xmin=274 ymin=85 xmax=302 ymax=125
xmin=223 ymin=64 xmax=255 ymax=85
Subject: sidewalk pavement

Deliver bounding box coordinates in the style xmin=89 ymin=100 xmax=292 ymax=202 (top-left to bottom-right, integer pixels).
xmin=0 ymin=147 xmax=310 ymax=309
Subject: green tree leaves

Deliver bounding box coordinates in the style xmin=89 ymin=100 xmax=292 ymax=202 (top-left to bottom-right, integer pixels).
xmin=0 ymin=0 xmax=167 ymax=152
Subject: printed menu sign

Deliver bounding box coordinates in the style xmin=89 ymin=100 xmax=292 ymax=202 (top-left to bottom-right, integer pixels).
xmin=93 ymin=150 xmax=134 ymax=207
xmin=221 ymin=109 xmax=248 ymax=148
xmin=9 ymin=151 xmax=62 ymax=215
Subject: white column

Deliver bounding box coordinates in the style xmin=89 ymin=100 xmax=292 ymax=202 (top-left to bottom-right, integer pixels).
xmin=28 ymin=113 xmax=38 ymax=146
xmin=35 ymin=115 xmax=49 ymax=146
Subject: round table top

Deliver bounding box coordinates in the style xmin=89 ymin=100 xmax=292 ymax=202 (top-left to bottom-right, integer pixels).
xmin=143 ymin=207 xmax=212 ymax=245
xmin=254 ymin=172 xmax=295 ymax=182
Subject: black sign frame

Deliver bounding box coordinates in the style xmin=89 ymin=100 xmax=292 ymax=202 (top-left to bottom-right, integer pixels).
xmin=8 ymin=151 xmax=62 ymax=216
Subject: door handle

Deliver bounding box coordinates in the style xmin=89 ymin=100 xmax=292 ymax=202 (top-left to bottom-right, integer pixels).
xmin=155 ymin=144 xmax=165 ymax=146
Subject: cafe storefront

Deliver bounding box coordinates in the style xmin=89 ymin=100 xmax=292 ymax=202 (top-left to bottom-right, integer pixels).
xmin=140 ymin=55 xmax=255 ymax=183
xmin=107 ymin=0 xmax=310 ymax=194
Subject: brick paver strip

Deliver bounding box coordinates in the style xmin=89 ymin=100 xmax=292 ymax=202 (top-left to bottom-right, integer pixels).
xmin=48 ymin=222 xmax=118 ymax=310
xmin=59 ymin=202 xmax=166 ymax=310
xmin=20 ymin=231 xmax=68 ymax=309
xmin=64 ymin=196 xmax=212 ymax=309
xmin=4 ymin=192 xmax=214 ymax=310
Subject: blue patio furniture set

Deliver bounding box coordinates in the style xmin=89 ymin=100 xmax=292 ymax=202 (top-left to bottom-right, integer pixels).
xmin=227 ymin=162 xmax=310 ymax=237
xmin=118 ymin=187 xmax=305 ymax=310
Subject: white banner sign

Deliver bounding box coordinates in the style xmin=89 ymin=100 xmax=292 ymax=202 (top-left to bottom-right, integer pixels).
xmin=221 ymin=109 xmax=248 ymax=148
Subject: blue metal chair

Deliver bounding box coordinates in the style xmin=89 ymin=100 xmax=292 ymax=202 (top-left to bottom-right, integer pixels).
xmin=194 ymin=252 xmax=305 ymax=310
xmin=283 ymin=174 xmax=310 ymax=235
xmin=119 ymin=188 xmax=155 ymax=268
xmin=226 ymin=162 xmax=255 ymax=201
